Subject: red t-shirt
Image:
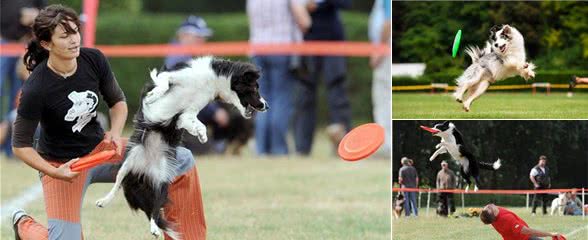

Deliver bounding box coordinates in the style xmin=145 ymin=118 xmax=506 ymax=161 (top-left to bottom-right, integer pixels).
xmin=491 ymin=207 xmax=530 ymax=240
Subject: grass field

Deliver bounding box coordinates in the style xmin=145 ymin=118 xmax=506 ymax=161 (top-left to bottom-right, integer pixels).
xmin=392 ymin=92 xmax=588 ymax=119
xmin=0 ymin=134 xmax=390 ymax=239
xmin=392 ymin=207 xmax=588 ymax=240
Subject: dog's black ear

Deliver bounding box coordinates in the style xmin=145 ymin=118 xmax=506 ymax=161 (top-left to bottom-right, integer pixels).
xmin=244 ymin=69 xmax=260 ymax=81
xmin=489 ymin=25 xmax=500 ymax=35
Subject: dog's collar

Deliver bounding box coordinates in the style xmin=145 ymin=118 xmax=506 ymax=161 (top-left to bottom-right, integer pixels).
xmin=136 ymin=127 xmax=147 ymax=142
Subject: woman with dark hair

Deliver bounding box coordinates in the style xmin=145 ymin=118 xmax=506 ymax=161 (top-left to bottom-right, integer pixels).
xmin=11 ymin=5 xmax=206 ymax=239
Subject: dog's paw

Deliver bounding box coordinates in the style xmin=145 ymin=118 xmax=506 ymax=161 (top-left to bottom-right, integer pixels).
xmin=197 ymin=127 xmax=208 ymax=143
xmin=95 ymin=196 xmax=112 ymax=208
xmin=150 ymin=226 xmax=161 ymax=238
xmin=521 ymin=66 xmax=536 ymax=80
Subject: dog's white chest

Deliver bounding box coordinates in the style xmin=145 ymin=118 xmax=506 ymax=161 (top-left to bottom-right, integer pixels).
xmin=441 ymin=137 xmax=460 ymax=159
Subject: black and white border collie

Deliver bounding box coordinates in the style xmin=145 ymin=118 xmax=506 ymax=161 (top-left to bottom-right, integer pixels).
xmin=453 ymin=24 xmax=536 ymax=112
xmin=421 ymin=121 xmax=501 ymax=192
xmin=95 ymin=56 xmax=268 ymax=239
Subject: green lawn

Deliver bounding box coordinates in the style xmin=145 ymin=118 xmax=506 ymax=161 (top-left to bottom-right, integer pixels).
xmin=392 ymin=207 xmax=587 ymax=240
xmin=0 ymin=134 xmax=390 ymax=239
xmin=392 ymin=92 xmax=588 ymax=119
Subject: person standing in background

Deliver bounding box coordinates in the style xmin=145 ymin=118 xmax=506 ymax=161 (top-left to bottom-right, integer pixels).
xmin=247 ymin=0 xmax=311 ymax=155
xmin=294 ymin=0 xmax=352 ymax=155
xmin=368 ymin=0 xmax=391 ymax=157
xmin=0 ymin=0 xmax=46 ymax=157
xmin=399 ymin=157 xmax=419 ymax=217
xmin=529 ymin=155 xmax=551 ymax=216
xmin=436 ymin=160 xmax=456 ymax=216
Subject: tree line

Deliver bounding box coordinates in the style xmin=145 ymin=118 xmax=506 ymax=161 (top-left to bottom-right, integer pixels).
xmin=392 ymin=1 xmax=588 ymax=74
xmin=392 ymin=120 xmax=588 ymax=190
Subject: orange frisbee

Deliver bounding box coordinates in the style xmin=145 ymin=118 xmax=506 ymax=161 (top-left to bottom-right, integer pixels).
xmin=71 ymin=150 xmax=116 ymax=172
xmin=338 ymin=123 xmax=385 ymax=161
xmin=420 ymin=125 xmax=440 ymax=134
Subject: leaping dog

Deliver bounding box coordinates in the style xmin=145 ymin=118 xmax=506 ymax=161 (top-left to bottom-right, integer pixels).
xmin=95 ymin=56 xmax=268 ymax=239
xmin=421 ymin=121 xmax=501 ymax=192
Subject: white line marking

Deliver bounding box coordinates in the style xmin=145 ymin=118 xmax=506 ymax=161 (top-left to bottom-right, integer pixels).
xmin=0 ymin=183 xmax=42 ymax=225
xmin=565 ymin=224 xmax=588 ymax=238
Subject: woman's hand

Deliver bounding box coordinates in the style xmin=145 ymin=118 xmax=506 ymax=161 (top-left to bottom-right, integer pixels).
xmin=104 ymin=131 xmax=123 ymax=156
xmin=49 ymin=158 xmax=80 ymax=182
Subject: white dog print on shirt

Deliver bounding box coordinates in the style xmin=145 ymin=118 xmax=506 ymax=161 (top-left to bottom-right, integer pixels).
xmin=65 ymin=90 xmax=99 ymax=132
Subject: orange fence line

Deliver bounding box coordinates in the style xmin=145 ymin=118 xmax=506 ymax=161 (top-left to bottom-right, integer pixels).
xmin=0 ymin=41 xmax=390 ymax=57
xmin=392 ymin=187 xmax=586 ymax=194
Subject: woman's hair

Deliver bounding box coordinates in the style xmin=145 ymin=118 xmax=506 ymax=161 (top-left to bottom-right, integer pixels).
xmin=23 ymin=4 xmax=80 ymax=71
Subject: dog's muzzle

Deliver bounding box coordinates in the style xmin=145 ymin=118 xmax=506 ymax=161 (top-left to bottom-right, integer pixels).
xmin=244 ymin=99 xmax=268 ymax=118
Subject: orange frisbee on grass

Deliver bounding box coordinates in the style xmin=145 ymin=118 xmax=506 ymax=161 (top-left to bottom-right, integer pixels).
xmin=71 ymin=150 xmax=116 ymax=172
xmin=338 ymin=123 xmax=385 ymax=161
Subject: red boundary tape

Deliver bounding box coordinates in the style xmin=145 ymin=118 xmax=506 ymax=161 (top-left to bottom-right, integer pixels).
xmin=392 ymin=187 xmax=586 ymax=194
xmin=0 ymin=41 xmax=390 ymax=57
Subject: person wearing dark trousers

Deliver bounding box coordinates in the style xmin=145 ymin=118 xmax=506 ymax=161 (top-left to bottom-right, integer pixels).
xmin=0 ymin=0 xmax=46 ymax=157
xmin=529 ymin=155 xmax=551 ymax=216
xmin=399 ymin=157 xmax=419 ymax=217
xmin=436 ymin=161 xmax=456 ymax=216
xmin=294 ymin=0 xmax=352 ymax=155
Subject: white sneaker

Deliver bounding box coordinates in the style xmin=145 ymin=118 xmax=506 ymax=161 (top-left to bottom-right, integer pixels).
xmin=12 ymin=208 xmax=29 ymax=240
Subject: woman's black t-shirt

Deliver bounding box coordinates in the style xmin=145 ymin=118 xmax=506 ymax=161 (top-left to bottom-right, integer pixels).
xmin=16 ymin=47 xmax=125 ymax=161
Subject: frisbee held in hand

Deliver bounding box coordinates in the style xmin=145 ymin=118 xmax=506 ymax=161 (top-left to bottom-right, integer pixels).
xmin=338 ymin=123 xmax=385 ymax=161
xmin=71 ymin=150 xmax=116 ymax=172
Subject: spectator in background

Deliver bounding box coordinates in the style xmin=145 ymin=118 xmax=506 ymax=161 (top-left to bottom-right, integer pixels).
xmin=164 ymin=15 xmax=233 ymax=154
xmin=294 ymin=0 xmax=352 ymax=155
xmin=436 ymin=160 xmax=456 ymax=216
xmin=164 ymin=15 xmax=212 ymax=68
xmin=368 ymin=0 xmax=391 ymax=157
xmin=399 ymin=157 xmax=419 ymax=217
xmin=247 ymin=0 xmax=311 ymax=155
xmin=564 ymin=191 xmax=583 ymax=216
xmin=0 ymin=0 xmax=45 ymax=157
xmin=529 ymin=155 xmax=551 ymax=216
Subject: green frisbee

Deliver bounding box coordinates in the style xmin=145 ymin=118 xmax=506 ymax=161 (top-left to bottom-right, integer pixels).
xmin=452 ymin=29 xmax=462 ymax=58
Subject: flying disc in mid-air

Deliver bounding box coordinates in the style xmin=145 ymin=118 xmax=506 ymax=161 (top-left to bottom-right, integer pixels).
xmin=338 ymin=123 xmax=385 ymax=161
xmin=71 ymin=150 xmax=117 ymax=172
xmin=452 ymin=29 xmax=462 ymax=58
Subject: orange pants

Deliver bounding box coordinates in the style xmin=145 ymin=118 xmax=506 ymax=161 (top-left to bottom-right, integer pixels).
xmin=16 ymin=140 xmax=206 ymax=239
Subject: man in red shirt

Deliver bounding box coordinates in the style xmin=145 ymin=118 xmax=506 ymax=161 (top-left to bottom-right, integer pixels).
xmin=480 ymin=204 xmax=565 ymax=240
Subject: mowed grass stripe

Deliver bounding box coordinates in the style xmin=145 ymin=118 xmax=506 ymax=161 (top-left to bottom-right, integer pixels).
xmin=392 ymin=207 xmax=586 ymax=240
xmin=2 ymin=152 xmax=389 ymax=239
xmin=392 ymin=92 xmax=588 ymax=119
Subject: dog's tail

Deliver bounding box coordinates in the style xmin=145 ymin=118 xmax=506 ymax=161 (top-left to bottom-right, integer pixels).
xmin=157 ymin=217 xmax=181 ymax=240
xmin=464 ymin=45 xmax=486 ymax=63
xmin=479 ymin=158 xmax=501 ymax=170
